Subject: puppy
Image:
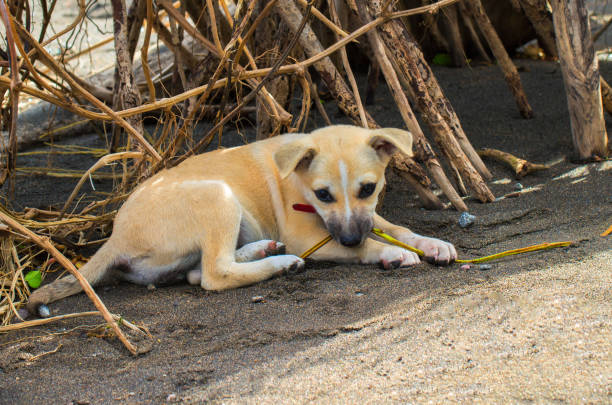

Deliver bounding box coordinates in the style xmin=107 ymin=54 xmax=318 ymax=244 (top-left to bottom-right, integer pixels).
xmin=27 ymin=125 xmax=456 ymax=315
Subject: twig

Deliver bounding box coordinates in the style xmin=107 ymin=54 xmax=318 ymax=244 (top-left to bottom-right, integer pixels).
xmin=12 ymin=20 xmax=162 ymax=162
xmin=141 ymin=0 xmax=156 ymax=102
xmin=295 ymin=0 xmax=353 ymax=41
xmin=0 ymin=311 xmax=150 ymax=337
xmin=184 ymin=0 xmax=316 ymax=159
xmin=27 ymin=343 xmax=62 ymax=362
xmin=464 ymin=0 xmax=534 ymax=119
xmin=61 ymin=152 xmax=144 ymax=216
xmin=206 ymin=0 xmax=223 ymax=52
xmin=308 ymin=77 xmax=332 ymax=126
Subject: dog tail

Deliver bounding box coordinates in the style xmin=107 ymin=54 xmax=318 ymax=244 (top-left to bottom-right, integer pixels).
xmin=26 ymin=242 xmax=117 ymax=316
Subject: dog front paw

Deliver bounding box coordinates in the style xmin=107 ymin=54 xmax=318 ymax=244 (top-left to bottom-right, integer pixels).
xmin=409 ymin=236 xmax=456 ymax=265
xmin=379 ymin=246 xmax=420 ymax=270
xmin=270 ymin=255 xmax=305 ymax=275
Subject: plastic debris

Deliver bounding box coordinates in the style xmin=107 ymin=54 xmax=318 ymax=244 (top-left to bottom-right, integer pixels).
xmin=478 ymin=264 xmax=492 ymax=271
xmin=514 ymin=182 xmax=524 ymax=190
xmin=459 ymin=212 xmax=476 ymax=228
xmin=251 ymin=295 xmax=265 ymax=303
xmin=460 ymin=264 xmax=471 ymax=270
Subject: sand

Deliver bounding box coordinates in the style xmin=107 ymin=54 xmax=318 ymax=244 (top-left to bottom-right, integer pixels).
xmin=1 ymin=60 xmax=610 ymax=404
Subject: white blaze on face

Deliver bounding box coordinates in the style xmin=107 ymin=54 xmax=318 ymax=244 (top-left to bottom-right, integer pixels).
xmin=338 ymin=160 xmax=351 ymax=223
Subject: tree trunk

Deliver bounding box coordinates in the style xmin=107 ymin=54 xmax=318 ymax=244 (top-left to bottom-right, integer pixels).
xmin=549 ymin=0 xmax=609 ymax=159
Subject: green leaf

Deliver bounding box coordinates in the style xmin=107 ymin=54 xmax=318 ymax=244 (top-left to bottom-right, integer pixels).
xmin=25 ymin=270 xmax=42 ymax=289
xmin=432 ymin=53 xmax=452 ymax=67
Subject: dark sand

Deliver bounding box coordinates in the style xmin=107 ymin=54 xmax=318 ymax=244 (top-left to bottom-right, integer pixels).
xmin=1 ymin=60 xmax=610 ymax=404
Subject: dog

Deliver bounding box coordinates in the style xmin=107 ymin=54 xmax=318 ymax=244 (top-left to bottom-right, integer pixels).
xmin=27 ymin=125 xmax=456 ymax=315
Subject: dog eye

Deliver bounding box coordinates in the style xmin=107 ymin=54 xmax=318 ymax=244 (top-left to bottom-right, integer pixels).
xmin=314 ymin=188 xmax=335 ymax=203
xmin=358 ymin=183 xmax=377 ymax=199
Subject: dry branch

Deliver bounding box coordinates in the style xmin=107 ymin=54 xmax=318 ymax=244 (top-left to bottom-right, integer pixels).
xmin=464 ymin=0 xmax=534 ymax=119
xmin=457 ymin=1 xmax=491 ymax=63
xmin=355 ymin=2 xmax=463 ymax=210
xmin=0 ymin=0 xmax=20 ymax=192
xmin=478 ymin=148 xmax=550 ymax=178
xmin=361 ymin=0 xmax=494 ymax=203
xmin=441 ymin=5 xmax=467 ymax=67
xmin=110 ymin=0 xmax=145 ymax=155
xmin=277 ymin=0 xmax=441 ymax=207
xmin=518 ymin=0 xmax=558 ymax=58
xmin=600 ymin=77 xmax=612 ymax=116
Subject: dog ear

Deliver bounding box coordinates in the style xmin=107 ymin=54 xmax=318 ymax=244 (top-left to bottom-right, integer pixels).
xmin=368 ymin=128 xmax=414 ymax=160
xmin=274 ymin=141 xmax=318 ymax=179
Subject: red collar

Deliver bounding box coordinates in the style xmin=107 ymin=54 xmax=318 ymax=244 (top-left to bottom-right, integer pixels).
xmin=292 ymin=203 xmax=316 ymax=213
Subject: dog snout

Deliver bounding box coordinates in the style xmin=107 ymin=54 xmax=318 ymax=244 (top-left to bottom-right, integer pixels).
xmin=327 ymin=213 xmax=373 ymax=248
xmin=339 ymin=233 xmax=362 ymax=247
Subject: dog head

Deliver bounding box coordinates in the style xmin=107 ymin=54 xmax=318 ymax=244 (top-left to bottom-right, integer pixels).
xmin=274 ymin=125 xmax=413 ymax=247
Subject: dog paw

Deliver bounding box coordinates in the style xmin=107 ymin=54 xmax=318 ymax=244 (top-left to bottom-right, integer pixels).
xmin=271 ymin=255 xmax=305 ymax=275
xmin=379 ymin=246 xmax=420 ymax=270
xmin=236 ymin=240 xmax=286 ymax=262
xmin=410 ymin=236 xmax=457 ymax=265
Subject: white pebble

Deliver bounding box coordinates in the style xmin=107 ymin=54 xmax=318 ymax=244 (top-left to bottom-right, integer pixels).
xmin=459 ymin=212 xmax=476 ymax=228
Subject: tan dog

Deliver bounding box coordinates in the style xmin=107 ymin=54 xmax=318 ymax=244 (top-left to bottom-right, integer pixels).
xmin=27 ymin=125 xmax=456 ymax=315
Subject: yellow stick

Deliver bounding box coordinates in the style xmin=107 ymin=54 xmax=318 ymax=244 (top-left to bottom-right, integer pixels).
xmin=300 ymin=235 xmax=333 ymax=259
xmin=602 ymin=224 xmax=612 ymax=237
xmin=300 ymin=228 xmax=573 ymax=264
xmin=455 ymin=241 xmax=573 ymax=263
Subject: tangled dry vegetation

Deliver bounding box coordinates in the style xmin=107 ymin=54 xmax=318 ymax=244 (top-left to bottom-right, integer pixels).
xmin=0 ymin=0 xmax=608 ymax=353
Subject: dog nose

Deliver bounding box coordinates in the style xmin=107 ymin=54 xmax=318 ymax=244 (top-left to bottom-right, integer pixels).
xmin=339 ymin=234 xmax=362 ymax=247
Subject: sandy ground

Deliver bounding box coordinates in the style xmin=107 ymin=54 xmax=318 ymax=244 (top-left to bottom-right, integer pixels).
xmin=1 ymin=60 xmax=611 ymax=404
